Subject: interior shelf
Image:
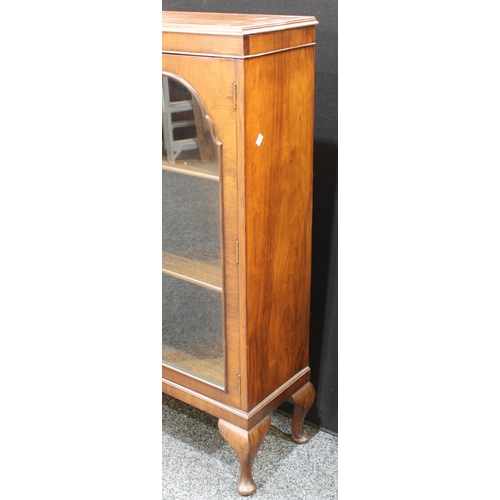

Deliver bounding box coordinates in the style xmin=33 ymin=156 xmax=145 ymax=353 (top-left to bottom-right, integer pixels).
xmin=162 ymin=251 xmax=222 ymax=292
xmin=162 ymin=156 xmax=219 ymax=181
xmin=162 ymin=344 xmax=224 ymax=386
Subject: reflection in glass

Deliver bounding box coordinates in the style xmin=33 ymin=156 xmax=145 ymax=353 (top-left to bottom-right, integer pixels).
xmin=162 ymin=75 xmax=218 ymax=168
xmin=162 ymin=74 xmax=224 ymax=387
xmin=162 ymin=275 xmax=224 ymax=386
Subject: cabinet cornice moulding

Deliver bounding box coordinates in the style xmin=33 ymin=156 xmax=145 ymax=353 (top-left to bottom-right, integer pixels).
xmin=162 ymin=11 xmax=318 ymax=36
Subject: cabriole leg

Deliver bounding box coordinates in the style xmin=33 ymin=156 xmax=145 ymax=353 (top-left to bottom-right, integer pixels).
xmin=218 ymin=415 xmax=271 ymax=496
xmin=287 ymin=381 xmax=316 ymax=444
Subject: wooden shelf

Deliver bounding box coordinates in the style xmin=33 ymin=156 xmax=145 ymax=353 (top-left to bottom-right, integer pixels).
xmin=162 ymin=344 xmax=224 ymax=386
xmin=162 ymin=156 xmax=219 ymax=181
xmin=162 ymin=251 xmax=222 ymax=292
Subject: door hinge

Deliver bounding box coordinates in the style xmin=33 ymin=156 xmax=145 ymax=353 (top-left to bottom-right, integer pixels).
xmin=233 ymin=82 xmax=237 ymax=110
xmin=235 ymin=240 xmax=239 ymax=264
xmin=238 ymin=374 xmax=241 ymax=394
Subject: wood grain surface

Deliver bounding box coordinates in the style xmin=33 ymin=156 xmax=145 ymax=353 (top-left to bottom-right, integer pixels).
xmin=218 ymin=415 xmax=271 ymax=495
xmin=162 ymin=11 xmax=317 ymax=35
xmin=287 ymin=381 xmax=316 ymax=444
xmin=162 ymin=11 xmax=317 ymax=58
xmin=163 ymin=7 xmax=316 ymax=424
xmin=242 ymin=46 xmax=315 ymax=410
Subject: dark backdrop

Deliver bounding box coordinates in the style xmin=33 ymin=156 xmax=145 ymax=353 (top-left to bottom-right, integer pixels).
xmin=162 ymin=0 xmax=338 ymax=433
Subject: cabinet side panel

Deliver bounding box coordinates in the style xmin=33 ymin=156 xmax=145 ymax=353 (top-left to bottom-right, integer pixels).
xmin=244 ymin=46 xmax=314 ymax=409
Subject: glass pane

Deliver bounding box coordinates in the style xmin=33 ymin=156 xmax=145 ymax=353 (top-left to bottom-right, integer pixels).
xmin=162 ymin=74 xmax=224 ymax=387
xmin=162 ymin=275 xmax=224 ymax=387
xmin=162 ymin=171 xmax=221 ymax=268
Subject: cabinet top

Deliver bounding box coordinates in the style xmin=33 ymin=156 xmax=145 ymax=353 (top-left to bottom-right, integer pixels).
xmin=162 ymin=11 xmax=318 ymax=36
xmin=162 ymin=11 xmax=318 ymax=58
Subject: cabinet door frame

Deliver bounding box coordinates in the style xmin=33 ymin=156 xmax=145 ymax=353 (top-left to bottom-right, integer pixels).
xmin=162 ymin=54 xmax=241 ymax=408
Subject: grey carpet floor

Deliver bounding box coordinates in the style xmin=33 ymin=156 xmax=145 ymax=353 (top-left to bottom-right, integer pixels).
xmin=162 ymin=394 xmax=338 ymax=499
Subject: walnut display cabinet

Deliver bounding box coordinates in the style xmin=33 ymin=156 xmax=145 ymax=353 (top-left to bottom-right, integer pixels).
xmin=162 ymin=11 xmax=318 ymax=496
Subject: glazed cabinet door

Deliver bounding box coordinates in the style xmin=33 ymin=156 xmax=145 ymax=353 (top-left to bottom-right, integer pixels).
xmin=161 ymin=54 xmax=240 ymax=408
